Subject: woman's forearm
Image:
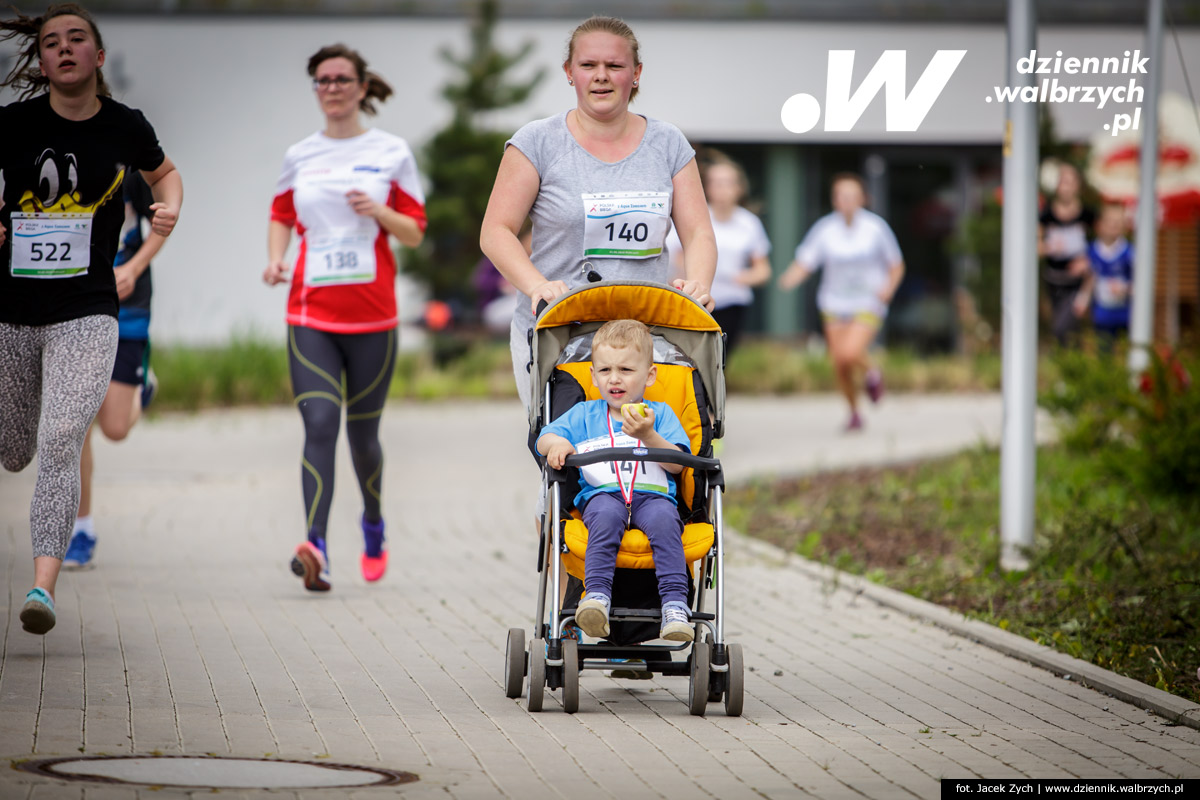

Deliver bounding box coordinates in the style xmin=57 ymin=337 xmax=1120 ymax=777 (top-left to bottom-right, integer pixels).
xmin=375 ymin=205 xmax=424 ymax=248
xmin=268 ymin=220 xmax=292 ymax=263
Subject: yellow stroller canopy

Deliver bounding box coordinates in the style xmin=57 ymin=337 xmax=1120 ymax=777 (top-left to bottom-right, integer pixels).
xmin=529 ymin=281 xmax=727 ymax=438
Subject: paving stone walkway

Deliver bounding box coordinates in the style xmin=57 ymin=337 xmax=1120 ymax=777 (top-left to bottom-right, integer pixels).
xmin=2 ymin=395 xmax=1197 ymax=799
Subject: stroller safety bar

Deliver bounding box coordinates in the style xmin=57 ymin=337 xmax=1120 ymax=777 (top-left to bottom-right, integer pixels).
xmin=561 ymin=447 xmax=721 ymax=473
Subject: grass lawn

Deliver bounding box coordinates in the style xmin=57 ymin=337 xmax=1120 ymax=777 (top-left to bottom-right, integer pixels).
xmin=726 ymin=445 xmax=1200 ymax=705
xmin=148 ymin=336 xmax=1006 ymax=411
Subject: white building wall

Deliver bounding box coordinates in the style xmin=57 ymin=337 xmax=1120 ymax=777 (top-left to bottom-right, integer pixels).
xmin=3 ymin=15 xmax=1197 ymax=343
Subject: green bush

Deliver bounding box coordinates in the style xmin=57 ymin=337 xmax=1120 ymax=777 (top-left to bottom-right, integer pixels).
xmin=388 ymin=340 xmax=516 ymax=400
xmin=153 ymin=336 xmax=292 ymax=411
xmin=725 ymin=340 xmax=1003 ymax=395
xmin=727 ymin=444 xmax=1200 ymax=703
xmin=150 ymin=335 xmax=1015 ymax=411
xmin=150 ymin=337 xmax=520 ymax=411
xmin=1041 ymin=343 xmax=1199 ymax=498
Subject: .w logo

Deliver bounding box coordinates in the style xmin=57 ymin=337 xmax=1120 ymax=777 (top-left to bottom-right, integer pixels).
xmin=781 ymin=50 xmax=967 ymax=133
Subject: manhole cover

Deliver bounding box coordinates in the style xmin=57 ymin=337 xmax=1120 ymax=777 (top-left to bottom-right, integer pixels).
xmin=19 ymin=755 xmax=418 ymax=789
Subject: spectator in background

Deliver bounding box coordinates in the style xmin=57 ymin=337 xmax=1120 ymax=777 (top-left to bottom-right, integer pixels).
xmin=474 ymin=221 xmax=530 ymax=335
xmin=1038 ymin=162 xmax=1094 ymax=347
xmin=1076 ymin=203 xmax=1134 ymax=353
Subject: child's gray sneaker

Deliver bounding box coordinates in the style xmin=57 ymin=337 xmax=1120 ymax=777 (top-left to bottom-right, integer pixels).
xmin=660 ymin=602 xmax=693 ymax=642
xmin=575 ymin=593 xmax=611 ymax=638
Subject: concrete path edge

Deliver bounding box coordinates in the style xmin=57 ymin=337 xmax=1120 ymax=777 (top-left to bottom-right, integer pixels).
xmin=734 ymin=532 xmax=1200 ymax=732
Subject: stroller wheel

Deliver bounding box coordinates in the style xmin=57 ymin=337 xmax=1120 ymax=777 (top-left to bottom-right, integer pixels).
xmin=504 ymin=628 xmax=525 ymax=699
xmin=688 ymin=641 xmax=711 ymax=717
xmin=724 ymin=643 xmax=745 ymax=717
xmin=562 ymin=638 xmax=580 ymax=714
xmin=527 ymin=639 xmax=546 ymax=712
xmin=707 ymin=645 xmax=723 ymax=703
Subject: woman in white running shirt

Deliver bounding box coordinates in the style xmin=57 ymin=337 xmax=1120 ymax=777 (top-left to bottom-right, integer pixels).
xmin=778 ymin=173 xmax=904 ymax=432
xmin=668 ymin=156 xmax=770 ymax=354
xmin=264 ymin=44 xmax=426 ymax=593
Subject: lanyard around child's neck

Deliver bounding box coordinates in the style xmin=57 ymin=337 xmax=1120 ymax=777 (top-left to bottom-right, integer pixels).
xmin=607 ymin=410 xmax=641 ymax=529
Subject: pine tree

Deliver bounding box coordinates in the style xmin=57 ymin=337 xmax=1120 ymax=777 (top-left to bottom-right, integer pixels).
xmin=404 ymin=0 xmax=544 ymax=312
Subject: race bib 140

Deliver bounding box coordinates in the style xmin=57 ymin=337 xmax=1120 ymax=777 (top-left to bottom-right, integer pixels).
xmin=582 ymin=191 xmax=671 ymax=259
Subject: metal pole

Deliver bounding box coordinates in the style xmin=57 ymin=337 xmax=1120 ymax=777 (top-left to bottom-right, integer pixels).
xmin=1129 ymin=0 xmax=1164 ymax=374
xmin=1000 ymin=0 xmax=1038 ymax=572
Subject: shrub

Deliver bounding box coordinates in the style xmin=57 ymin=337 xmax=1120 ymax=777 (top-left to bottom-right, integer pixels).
xmin=1041 ymin=343 xmax=1199 ymax=499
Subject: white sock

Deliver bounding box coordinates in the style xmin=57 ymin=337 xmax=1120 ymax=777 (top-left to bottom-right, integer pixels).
xmin=74 ymin=515 xmax=94 ymax=537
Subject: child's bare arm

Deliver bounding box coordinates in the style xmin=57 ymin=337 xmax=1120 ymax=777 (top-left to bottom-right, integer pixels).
xmin=536 ymin=432 xmax=577 ymax=470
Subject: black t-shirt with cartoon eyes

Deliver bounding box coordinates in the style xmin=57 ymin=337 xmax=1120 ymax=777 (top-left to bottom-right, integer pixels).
xmin=0 ymin=94 xmax=165 ymax=326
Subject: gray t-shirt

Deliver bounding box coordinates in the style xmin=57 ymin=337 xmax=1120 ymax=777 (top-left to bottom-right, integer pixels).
xmin=506 ymin=111 xmax=695 ymax=327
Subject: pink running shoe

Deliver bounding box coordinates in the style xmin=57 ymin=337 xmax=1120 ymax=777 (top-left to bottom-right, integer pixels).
xmin=865 ymin=368 xmax=884 ymax=404
xmin=361 ymin=551 xmax=388 ymax=582
xmin=291 ymin=541 xmax=331 ymax=592
xmin=844 ymin=411 xmax=864 ymax=432
xmin=360 ymin=517 xmax=387 ymax=582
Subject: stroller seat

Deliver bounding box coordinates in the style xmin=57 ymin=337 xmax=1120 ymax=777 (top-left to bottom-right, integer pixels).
xmin=548 ymin=359 xmax=715 ymax=577
xmin=561 ymin=518 xmax=714 ymax=575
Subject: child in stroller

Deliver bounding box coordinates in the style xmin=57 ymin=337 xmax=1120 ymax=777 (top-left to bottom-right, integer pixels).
xmin=505 ymin=280 xmax=744 ymax=716
xmin=537 ymin=319 xmax=695 ymax=643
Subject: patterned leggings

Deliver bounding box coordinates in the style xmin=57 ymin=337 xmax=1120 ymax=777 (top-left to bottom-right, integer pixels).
xmin=287 ymin=325 xmax=397 ymax=542
xmin=0 ymin=316 xmax=118 ymax=559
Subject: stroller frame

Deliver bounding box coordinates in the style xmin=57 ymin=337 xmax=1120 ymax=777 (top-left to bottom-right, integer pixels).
xmin=503 ymin=281 xmax=744 ymax=717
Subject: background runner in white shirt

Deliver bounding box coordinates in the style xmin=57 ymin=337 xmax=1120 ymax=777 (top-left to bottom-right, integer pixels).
xmin=778 ymin=173 xmax=905 ymax=432
xmin=668 ymin=156 xmax=771 ymax=354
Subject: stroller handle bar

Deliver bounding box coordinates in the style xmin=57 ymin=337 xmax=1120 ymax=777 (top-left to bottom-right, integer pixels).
xmin=562 ymin=447 xmax=721 ymax=473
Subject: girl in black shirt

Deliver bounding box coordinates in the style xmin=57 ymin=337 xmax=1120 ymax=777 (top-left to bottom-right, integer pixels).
xmin=0 ymin=3 xmax=183 ymax=635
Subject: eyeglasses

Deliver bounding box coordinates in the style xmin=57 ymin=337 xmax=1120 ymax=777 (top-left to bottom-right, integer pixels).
xmin=312 ymin=76 xmax=358 ymax=91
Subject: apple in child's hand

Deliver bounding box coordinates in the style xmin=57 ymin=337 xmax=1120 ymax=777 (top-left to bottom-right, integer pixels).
xmin=621 ymin=402 xmax=649 ymax=418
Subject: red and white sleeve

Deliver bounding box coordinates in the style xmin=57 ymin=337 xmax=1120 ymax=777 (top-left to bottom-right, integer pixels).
xmin=270 ymin=150 xmax=299 ymax=228
xmin=389 ymin=148 xmax=427 ymax=232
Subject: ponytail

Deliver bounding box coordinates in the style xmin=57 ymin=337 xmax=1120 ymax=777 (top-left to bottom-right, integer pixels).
xmin=360 ymin=70 xmax=393 ymax=115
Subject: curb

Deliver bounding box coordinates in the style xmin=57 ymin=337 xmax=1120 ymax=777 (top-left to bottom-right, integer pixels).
xmin=734 ymin=532 xmax=1200 ymax=732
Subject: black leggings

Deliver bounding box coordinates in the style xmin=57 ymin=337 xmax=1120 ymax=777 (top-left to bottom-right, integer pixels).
xmin=288 ymin=325 xmax=397 ymax=542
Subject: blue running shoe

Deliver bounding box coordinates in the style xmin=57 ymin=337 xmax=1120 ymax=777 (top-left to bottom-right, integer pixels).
xmin=141 ymin=367 xmax=158 ymax=410
xmin=20 ymin=588 xmax=56 ymax=635
xmin=63 ymin=529 xmax=97 ymax=570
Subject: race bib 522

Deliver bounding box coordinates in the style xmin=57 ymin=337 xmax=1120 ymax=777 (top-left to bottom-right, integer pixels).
xmin=9 ymin=212 xmax=92 ymax=278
